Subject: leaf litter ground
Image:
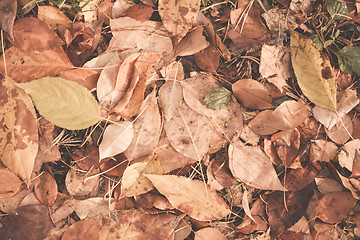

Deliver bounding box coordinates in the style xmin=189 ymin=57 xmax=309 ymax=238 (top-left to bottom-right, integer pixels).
xmin=2 ymin=0 xmax=360 ymax=239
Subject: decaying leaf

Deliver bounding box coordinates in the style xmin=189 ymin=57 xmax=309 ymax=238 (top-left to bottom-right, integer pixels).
xmin=37 ymin=5 xmax=72 ymax=29
xmin=17 ymin=77 xmax=101 ymax=130
xmin=158 ymin=80 xmax=183 ymax=121
xmin=0 ymin=46 xmax=73 ymax=83
xmin=146 ymin=174 xmax=231 ymax=221
xmin=124 ymin=91 xmax=161 ymax=160
xmin=290 ymin=30 xmax=336 ymax=111
xmin=158 ymin=0 xmax=201 ymax=43
xmin=229 ymin=139 xmax=285 ymax=191
xmin=0 ymin=77 xmax=38 ymax=181
xmin=121 ymin=154 xmax=163 ymax=197
xmin=0 ymin=0 xmax=16 ymax=39
xmin=99 ymin=121 xmax=133 ymax=160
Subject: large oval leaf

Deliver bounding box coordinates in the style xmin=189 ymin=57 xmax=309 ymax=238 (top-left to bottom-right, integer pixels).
xmin=16 ymin=77 xmax=101 ymax=130
xmin=290 ymin=31 xmax=336 ymax=111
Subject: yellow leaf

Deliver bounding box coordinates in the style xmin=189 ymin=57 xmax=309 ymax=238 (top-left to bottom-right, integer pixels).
xmin=290 ymin=31 xmax=336 ymax=111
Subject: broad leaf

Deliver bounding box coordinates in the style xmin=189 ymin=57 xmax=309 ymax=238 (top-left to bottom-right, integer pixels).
xmin=16 ymin=77 xmax=101 ymax=130
xmin=0 ymin=77 xmax=38 ymax=181
xmin=0 ymin=0 xmax=16 ymax=39
xmin=333 ymin=46 xmax=360 ymax=76
xmin=158 ymin=0 xmax=201 ymax=43
xmin=203 ymin=87 xmax=231 ymax=110
xmin=99 ymin=121 xmax=133 ymax=160
xmin=326 ymin=0 xmax=349 ymax=20
xmin=290 ymin=31 xmax=336 ymax=111
xmin=158 ymin=80 xmax=183 ymax=121
xmin=146 ymin=174 xmax=231 ymax=221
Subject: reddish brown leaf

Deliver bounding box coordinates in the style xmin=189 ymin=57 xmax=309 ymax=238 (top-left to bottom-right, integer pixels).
xmin=98 ymin=0 xmax=113 ymax=25
xmin=0 ymin=46 xmax=73 ymax=83
xmin=59 ymin=68 xmax=99 ymax=91
xmin=267 ymin=185 xmax=313 ymax=238
xmin=33 ymin=171 xmax=58 ymax=206
xmin=61 ymin=218 xmax=101 ymax=240
xmin=271 ymin=129 xmax=300 ymax=167
xmin=194 ymin=45 xmax=220 ymax=73
xmin=317 ymin=192 xmax=356 ymax=224
xmin=0 ymin=0 xmax=16 ymax=40
xmin=251 ymin=198 xmax=268 ymax=231
xmin=282 ymin=167 xmax=318 ymax=191
xmin=36 ymin=118 xmax=61 ymax=164
xmin=12 ymin=17 xmax=63 ymax=51
xmin=0 ymin=205 xmax=52 ymax=239
xmin=37 ymin=5 xmax=72 ymax=30
xmin=73 ymin=146 xmax=101 ymax=171
xmin=0 ymin=166 xmax=22 ymax=198
xmin=121 ymin=3 xmax=154 ymax=22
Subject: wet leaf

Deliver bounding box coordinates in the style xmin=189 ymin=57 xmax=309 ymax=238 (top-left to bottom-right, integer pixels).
xmin=203 ymin=87 xmax=232 ymax=110
xmin=99 ymin=121 xmax=133 ymax=160
xmin=146 ymin=174 xmax=231 ymax=221
xmin=0 ymin=77 xmax=38 ymax=181
xmin=290 ymin=30 xmax=336 ymax=111
xmin=17 ymin=77 xmax=101 ymax=130
xmin=0 ymin=46 xmax=73 ymax=83
xmin=158 ymin=0 xmax=201 ymax=43
xmin=0 ymin=0 xmax=16 ymax=39
xmin=122 ymin=154 xmax=163 ymax=197
xmin=334 ymin=46 xmax=360 ymax=76
xmin=326 ymin=0 xmax=349 ymax=20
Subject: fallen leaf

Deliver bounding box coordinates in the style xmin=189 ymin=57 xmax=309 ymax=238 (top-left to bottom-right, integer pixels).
xmin=158 ymin=80 xmax=183 ymax=121
xmin=109 ymin=17 xmax=173 ymax=56
xmin=229 ymin=139 xmax=285 ymax=191
xmin=271 ymin=129 xmax=300 ymax=167
xmin=12 ymin=17 xmax=63 ymax=51
xmin=259 ymin=44 xmax=294 ymax=91
xmin=120 ymin=3 xmax=154 ymax=22
xmin=290 ymin=30 xmax=336 ymax=110
xmin=174 ymin=27 xmax=210 ymax=57
xmin=65 ymin=168 xmax=99 ymax=197
xmin=146 ymin=174 xmax=231 ymax=221
xmin=0 ymin=167 xmax=22 ymax=198
xmin=98 ymin=0 xmax=113 ymax=25
xmin=315 ymin=177 xmax=344 ymax=194
xmin=317 ymin=192 xmax=356 ymax=224
xmin=61 ymin=217 xmax=101 ymax=240
xmin=232 ymin=79 xmax=273 ymax=109
xmin=203 ymin=87 xmax=232 ymax=110
xmin=99 ymin=121 xmax=134 ymax=160
xmin=282 ymin=167 xmax=318 ymax=191
xmin=124 ymin=91 xmax=161 ymax=160
xmin=33 ymin=170 xmax=58 ymax=206
xmin=158 ymin=0 xmax=201 ymax=43
xmin=164 ymin=101 xmax=212 ymax=160
xmin=0 ymin=205 xmax=52 ymax=240
xmin=122 ymin=154 xmax=163 ymax=197
xmin=17 ymin=77 xmax=101 ymax=130
xmin=37 ymin=5 xmax=72 ymax=29
xmin=0 ymin=0 xmax=16 ymax=39
xmin=310 ymin=139 xmax=338 ymax=163
xmin=0 ymin=46 xmax=73 ymax=83
xmin=267 ymin=185 xmax=313 ymax=238
xmin=325 ymin=114 xmax=353 ymax=144
xmin=0 ymin=77 xmax=38 ymax=181
xmin=71 ymin=197 xmax=110 ymax=220
xmin=338 ymin=139 xmax=360 ymax=171
xmin=80 ymin=0 xmax=101 ymax=22
xmin=194 ymin=227 xmax=227 ymax=240
xmin=160 ymin=61 xmax=185 ymax=81
xmin=59 ymin=68 xmax=99 ymax=91
xmin=194 ymin=45 xmax=220 ymax=73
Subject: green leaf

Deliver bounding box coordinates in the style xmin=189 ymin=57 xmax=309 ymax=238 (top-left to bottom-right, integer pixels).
xmin=333 ymin=46 xmax=360 ymax=76
xmin=290 ymin=31 xmax=336 ymax=111
xmin=327 ymin=0 xmax=349 ymax=20
xmin=203 ymin=87 xmax=231 ymax=110
xmin=310 ymin=34 xmax=324 ymax=51
xmin=16 ymin=77 xmax=101 ymax=130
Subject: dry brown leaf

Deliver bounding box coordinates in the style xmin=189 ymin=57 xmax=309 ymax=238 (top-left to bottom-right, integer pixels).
xmin=71 ymin=197 xmax=110 ymax=220
xmin=33 ymin=171 xmax=58 ymax=206
xmin=271 ymin=129 xmax=300 ymax=167
xmin=146 ymin=174 xmax=231 ymax=221
xmin=0 ymin=0 xmax=16 ymax=40
xmin=37 ymin=5 xmax=72 ymax=30
xmin=232 ymin=79 xmax=273 ymax=110
xmin=158 ymin=80 xmax=183 ymax=121
xmin=0 ymin=46 xmax=73 ymax=83
xmin=160 ymin=61 xmax=185 ymax=81
xmin=12 ymin=17 xmax=63 ymax=51
xmin=36 ymin=119 xmax=60 ymax=163
xmin=155 ymin=130 xmax=197 ymax=173
xmin=315 ymin=177 xmax=344 ymax=194
xmin=0 ymin=188 xmax=31 ymax=213
xmin=158 ymin=0 xmax=201 ymax=43
xmin=282 ymin=167 xmax=318 ymax=191
xmin=164 ymin=101 xmax=212 ymax=160
xmin=0 ymin=167 xmax=22 ymax=198
xmin=59 ymin=68 xmax=99 ymax=91
xmin=0 ymin=77 xmax=38 ymax=181
xmin=317 ymin=192 xmax=356 ymax=224
xmin=310 ymin=139 xmax=338 ymax=163
xmin=338 ymin=139 xmax=360 ymax=171
xmin=122 ymin=154 xmax=163 ymax=197
xmin=124 ymin=91 xmax=161 ymax=160
xmin=109 ymin=17 xmax=173 ymax=56
xmin=98 ymin=0 xmax=113 ymax=25
xmin=194 ymin=227 xmax=227 ymax=240
xmin=229 ymin=139 xmax=285 ymax=191
xmin=65 ymin=168 xmax=99 ymax=197
xmin=120 ymin=3 xmax=154 ymax=22
xmin=325 ymin=114 xmax=353 ymax=145
xmin=194 ymin=45 xmax=220 ymax=73
xmin=0 ymin=205 xmax=52 ymax=240
xmin=259 ymin=44 xmax=294 ymax=91
xmin=174 ymin=27 xmax=210 ymax=57
xmin=61 ymin=217 xmax=101 ymax=240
